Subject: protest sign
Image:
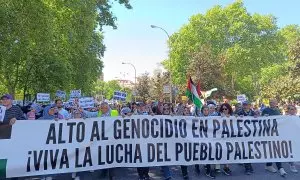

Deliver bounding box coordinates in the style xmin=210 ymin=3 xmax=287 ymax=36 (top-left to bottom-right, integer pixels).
xmin=0 ymin=105 xmax=6 ymax=122
xmin=0 ymin=115 xmax=300 ymax=178
xmin=70 ymin=90 xmax=81 ymax=98
xmin=56 ymin=90 xmax=66 ymax=99
xmin=79 ymin=97 xmax=95 ymax=108
xmin=113 ymin=91 xmax=126 ymax=101
xmin=237 ymin=94 xmax=247 ymax=103
xmin=36 ymin=93 xmax=50 ymax=102
xmin=163 ymin=85 xmax=170 ymax=94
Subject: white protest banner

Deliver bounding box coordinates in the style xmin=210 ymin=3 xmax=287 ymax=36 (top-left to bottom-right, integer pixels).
xmin=1 ymin=115 xmax=300 ymax=178
xmin=79 ymin=97 xmax=95 ymax=108
xmin=70 ymin=90 xmax=81 ymax=98
xmin=237 ymin=94 xmax=247 ymax=103
xmin=36 ymin=93 xmax=50 ymax=102
xmin=0 ymin=105 xmax=6 ymax=122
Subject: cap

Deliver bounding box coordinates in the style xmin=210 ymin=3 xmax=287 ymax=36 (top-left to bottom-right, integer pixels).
xmin=1 ymin=94 xmax=13 ymax=100
xmin=242 ymin=101 xmax=250 ymax=105
xmin=207 ymin=100 xmax=216 ymax=106
xmin=137 ymin=102 xmax=145 ymax=107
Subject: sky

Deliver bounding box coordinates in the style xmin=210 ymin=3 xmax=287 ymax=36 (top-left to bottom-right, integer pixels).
xmin=102 ymin=0 xmax=300 ymax=82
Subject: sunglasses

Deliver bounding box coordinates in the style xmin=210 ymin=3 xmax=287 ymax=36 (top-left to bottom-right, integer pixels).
xmin=222 ymin=108 xmax=228 ymax=111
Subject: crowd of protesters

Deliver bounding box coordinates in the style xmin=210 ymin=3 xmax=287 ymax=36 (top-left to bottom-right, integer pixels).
xmin=0 ymin=93 xmax=300 ymax=180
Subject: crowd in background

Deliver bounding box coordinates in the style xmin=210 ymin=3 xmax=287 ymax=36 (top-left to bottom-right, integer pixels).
xmin=1 ymin=93 xmax=300 ymax=180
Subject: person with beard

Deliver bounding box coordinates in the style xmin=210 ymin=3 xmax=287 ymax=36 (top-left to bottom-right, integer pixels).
xmin=262 ymin=99 xmax=287 ymax=177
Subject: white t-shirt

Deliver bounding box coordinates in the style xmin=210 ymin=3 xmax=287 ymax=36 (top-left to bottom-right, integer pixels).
xmin=296 ymin=105 xmax=300 ymax=115
xmin=59 ymin=108 xmax=70 ymax=119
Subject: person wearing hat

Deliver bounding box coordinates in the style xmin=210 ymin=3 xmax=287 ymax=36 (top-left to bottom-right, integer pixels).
xmin=237 ymin=101 xmax=255 ymax=116
xmin=236 ymin=100 xmax=255 ymax=175
xmin=0 ymin=94 xmax=25 ymax=126
xmin=0 ymin=94 xmax=25 ymax=180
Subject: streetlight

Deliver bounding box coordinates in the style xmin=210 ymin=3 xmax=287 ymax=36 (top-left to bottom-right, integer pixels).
xmin=122 ymin=62 xmax=137 ymax=101
xmin=151 ymin=24 xmax=173 ymax=103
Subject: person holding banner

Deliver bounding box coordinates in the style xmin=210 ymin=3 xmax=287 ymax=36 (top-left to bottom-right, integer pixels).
xmin=262 ymin=99 xmax=287 ymax=177
xmin=135 ymin=103 xmax=151 ymax=180
xmin=236 ymin=101 xmax=255 ymax=175
xmin=96 ymin=102 xmax=118 ymax=180
xmin=286 ymin=104 xmax=298 ymax=173
xmin=216 ymin=103 xmax=233 ymax=176
xmin=195 ymin=105 xmax=216 ymax=179
xmin=158 ymin=103 xmax=173 ymax=180
xmin=0 ymin=94 xmax=25 ymax=140
xmin=0 ymin=94 xmax=25 ymax=180
xmin=0 ymin=94 xmax=25 ymax=125
xmin=71 ymin=110 xmax=85 ymax=180
xmin=179 ymin=105 xmax=192 ymax=180
xmin=37 ymin=104 xmax=64 ymax=180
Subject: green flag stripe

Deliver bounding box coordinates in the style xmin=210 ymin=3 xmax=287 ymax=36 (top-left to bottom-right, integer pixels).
xmin=0 ymin=159 xmax=7 ymax=178
xmin=186 ymin=90 xmax=203 ymax=108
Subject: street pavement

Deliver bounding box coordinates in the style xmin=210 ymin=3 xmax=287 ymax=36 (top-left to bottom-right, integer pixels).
xmin=21 ymin=162 xmax=300 ymax=180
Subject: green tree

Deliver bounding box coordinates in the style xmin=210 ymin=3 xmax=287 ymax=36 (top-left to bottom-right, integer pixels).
xmin=136 ymin=73 xmax=151 ymax=102
xmin=150 ymin=70 xmax=169 ymax=101
xmin=166 ymin=1 xmax=284 ymax=98
xmin=259 ymin=25 xmax=300 ymax=100
xmin=92 ymin=79 xmax=133 ymax=101
xmin=0 ymin=0 xmax=131 ymax=99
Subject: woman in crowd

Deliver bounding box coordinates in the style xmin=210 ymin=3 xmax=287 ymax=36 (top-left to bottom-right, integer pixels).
xmin=216 ymin=103 xmax=233 ymax=176
xmin=158 ymin=103 xmax=173 ymax=180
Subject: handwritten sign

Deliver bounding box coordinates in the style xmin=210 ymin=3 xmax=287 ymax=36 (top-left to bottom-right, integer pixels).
xmin=70 ymin=90 xmax=81 ymax=98
xmin=36 ymin=93 xmax=50 ymax=102
xmin=113 ymin=91 xmax=126 ymax=101
xmin=79 ymin=97 xmax=95 ymax=108
xmin=237 ymin=94 xmax=247 ymax=103
xmin=55 ymin=90 xmax=66 ymax=99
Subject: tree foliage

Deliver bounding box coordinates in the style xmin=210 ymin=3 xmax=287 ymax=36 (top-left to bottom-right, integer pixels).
xmin=0 ymin=0 xmax=131 ymax=99
xmin=260 ymin=25 xmax=300 ymax=100
xmin=136 ymin=73 xmax=151 ymax=102
xmin=166 ymin=1 xmax=285 ymax=99
xmin=92 ymin=79 xmax=133 ymax=101
xmin=150 ymin=69 xmax=169 ymax=101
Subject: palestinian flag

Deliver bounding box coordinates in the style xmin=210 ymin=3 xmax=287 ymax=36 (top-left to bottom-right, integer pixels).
xmin=186 ymin=77 xmax=203 ymax=109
